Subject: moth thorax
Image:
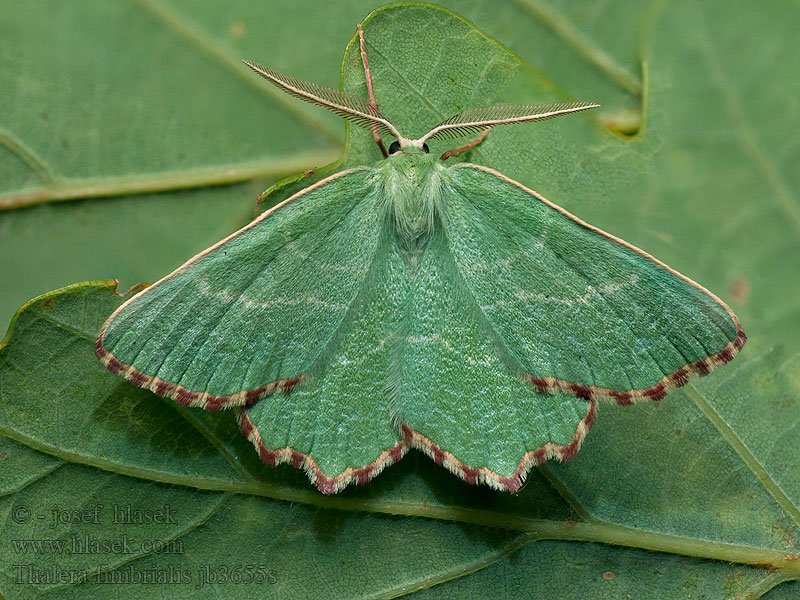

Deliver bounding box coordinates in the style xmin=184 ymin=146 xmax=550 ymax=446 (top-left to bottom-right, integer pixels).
xmin=382 ymin=156 xmax=444 ymax=244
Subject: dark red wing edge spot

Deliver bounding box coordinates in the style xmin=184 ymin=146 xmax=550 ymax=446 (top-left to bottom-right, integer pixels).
xmin=291 ymin=451 xmax=305 ymax=469
xmin=316 ymin=477 xmax=336 ymax=495
xmin=694 ymin=360 xmax=711 ymax=376
xmin=644 ymin=384 xmax=667 ymax=401
xmin=174 ymin=388 xmax=197 ymax=406
xmin=402 ymin=427 xmax=414 ymax=445
xmin=718 ymin=348 xmax=735 ymax=363
xmin=94 ymin=337 xmax=106 ymax=359
xmin=203 ymin=396 xmax=230 ymax=411
xmin=238 ymin=413 xmax=254 ymax=437
xmin=258 ymin=446 xmax=276 ymax=467
xmin=610 ymin=391 xmax=633 ymax=406
xmin=530 ymin=377 xmax=548 ymax=394
xmin=569 ymin=383 xmax=593 ymax=401
xmin=129 ymin=371 xmax=148 ymax=387
xmin=672 ymin=367 xmax=690 ymax=387
xmin=734 ymin=331 xmax=747 ymax=350
xmin=504 ymin=477 xmax=523 ymax=493
xmin=107 ymin=357 xmax=125 ymax=373
xmin=245 ymin=388 xmax=263 ymax=404
xmin=560 ymin=443 xmax=580 ymax=461
xmin=462 ymin=467 xmax=478 ymax=485
xmin=280 ymin=376 xmax=303 ymax=394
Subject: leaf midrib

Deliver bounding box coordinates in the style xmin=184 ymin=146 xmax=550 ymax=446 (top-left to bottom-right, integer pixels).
xmin=4 ymin=418 xmax=799 ymax=577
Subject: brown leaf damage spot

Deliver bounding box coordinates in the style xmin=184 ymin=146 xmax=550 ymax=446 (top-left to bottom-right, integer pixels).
xmin=728 ymin=277 xmax=750 ymax=304
xmin=229 ymin=21 xmax=245 ymax=37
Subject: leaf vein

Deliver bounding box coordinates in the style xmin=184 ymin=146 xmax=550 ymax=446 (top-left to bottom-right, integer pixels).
xmin=684 ymin=383 xmax=800 ymax=529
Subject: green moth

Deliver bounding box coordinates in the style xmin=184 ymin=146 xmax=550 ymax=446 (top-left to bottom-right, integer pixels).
xmin=96 ymin=26 xmax=745 ymax=494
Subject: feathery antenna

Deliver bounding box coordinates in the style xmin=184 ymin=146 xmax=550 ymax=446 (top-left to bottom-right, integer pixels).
xmin=420 ymin=102 xmax=600 ymax=144
xmin=242 ymin=60 xmax=403 ymax=141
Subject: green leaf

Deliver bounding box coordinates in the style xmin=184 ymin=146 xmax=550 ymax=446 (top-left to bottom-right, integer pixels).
xmin=1 ymin=1 xmax=799 ymax=598
xmin=1 ymin=278 xmax=798 ymax=596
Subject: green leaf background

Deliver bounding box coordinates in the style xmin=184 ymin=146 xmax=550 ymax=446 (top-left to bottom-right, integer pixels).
xmin=1 ymin=1 xmax=798 ymax=598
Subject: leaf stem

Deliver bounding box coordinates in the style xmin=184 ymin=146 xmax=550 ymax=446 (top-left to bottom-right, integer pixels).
xmin=0 ymin=151 xmax=338 ymax=211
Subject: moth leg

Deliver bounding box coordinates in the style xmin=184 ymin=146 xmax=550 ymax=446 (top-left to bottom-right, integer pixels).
xmin=357 ymin=23 xmax=389 ymax=158
xmin=440 ymin=127 xmax=492 ymax=160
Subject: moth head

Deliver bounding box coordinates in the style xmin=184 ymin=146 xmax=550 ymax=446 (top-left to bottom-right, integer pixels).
xmin=388 ymin=139 xmax=429 ymax=156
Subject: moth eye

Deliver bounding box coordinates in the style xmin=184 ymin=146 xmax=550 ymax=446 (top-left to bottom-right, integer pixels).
xmin=422 ymin=143 xmax=430 ymax=154
xmin=389 ymin=140 xmax=401 ymax=155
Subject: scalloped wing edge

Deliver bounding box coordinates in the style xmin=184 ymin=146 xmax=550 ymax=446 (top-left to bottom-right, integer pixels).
xmin=237 ymin=400 xmax=597 ymax=494
xmin=401 ymin=401 xmax=597 ymax=493
xmin=237 ymin=409 xmax=409 ymax=494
